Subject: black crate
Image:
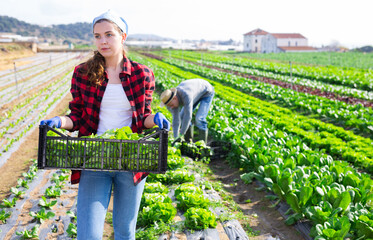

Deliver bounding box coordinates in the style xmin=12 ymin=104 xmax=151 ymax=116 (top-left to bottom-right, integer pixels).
xmin=38 ymin=125 xmax=168 ymax=173
xmin=180 ymin=140 xmax=231 ymax=160
xmin=180 ymin=141 xmax=212 ymax=160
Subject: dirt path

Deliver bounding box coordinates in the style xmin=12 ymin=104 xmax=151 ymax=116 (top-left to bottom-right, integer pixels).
xmin=0 ymin=46 xmax=35 ymax=72
xmin=208 ymin=158 xmax=306 ymax=240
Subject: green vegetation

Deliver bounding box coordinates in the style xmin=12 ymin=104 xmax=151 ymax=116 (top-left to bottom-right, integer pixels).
xmin=3 ymin=49 xmax=372 ymax=239
xmin=224 ymin=51 xmax=373 ymax=69
xmin=73 ymin=44 xmax=95 ymax=50
xmin=0 ymin=210 xmax=11 ymax=224
xmin=29 ymin=208 xmax=55 ymax=224
xmin=129 ymin=49 xmax=373 ymax=240
xmin=16 ymin=225 xmax=40 ymax=239
xmin=184 ymin=207 xmax=217 ymax=230
xmin=38 ymin=196 xmax=57 ymax=209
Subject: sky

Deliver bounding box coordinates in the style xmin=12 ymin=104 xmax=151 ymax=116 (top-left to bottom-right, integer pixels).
xmin=1 ymin=0 xmax=372 ymax=48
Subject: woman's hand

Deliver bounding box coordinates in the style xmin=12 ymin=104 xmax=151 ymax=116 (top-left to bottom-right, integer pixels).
xmin=40 ymin=116 xmax=61 ymax=128
xmin=153 ymin=112 xmax=170 ymax=131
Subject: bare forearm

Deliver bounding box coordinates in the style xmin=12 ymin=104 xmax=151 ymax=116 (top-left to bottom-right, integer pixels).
xmin=60 ymin=116 xmax=74 ymax=130
xmin=144 ymin=114 xmax=156 ymax=129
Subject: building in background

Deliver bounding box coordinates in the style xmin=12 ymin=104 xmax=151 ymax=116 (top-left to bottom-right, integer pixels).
xmin=243 ymin=28 xmax=317 ymax=53
xmin=0 ymin=32 xmax=38 ymax=43
xmin=0 ymin=32 xmax=38 ymax=52
xmin=242 ymin=29 xmax=269 ymax=53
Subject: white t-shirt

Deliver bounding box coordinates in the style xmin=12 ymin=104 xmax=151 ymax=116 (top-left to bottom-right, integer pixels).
xmin=97 ymin=84 xmax=132 ymax=135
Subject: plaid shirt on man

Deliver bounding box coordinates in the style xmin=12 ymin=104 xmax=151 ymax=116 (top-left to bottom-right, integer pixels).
xmin=67 ymin=56 xmax=155 ymax=185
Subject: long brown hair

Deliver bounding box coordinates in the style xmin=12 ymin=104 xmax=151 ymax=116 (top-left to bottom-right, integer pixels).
xmin=84 ymin=19 xmax=127 ymax=87
xmin=84 ymin=50 xmax=106 ymax=86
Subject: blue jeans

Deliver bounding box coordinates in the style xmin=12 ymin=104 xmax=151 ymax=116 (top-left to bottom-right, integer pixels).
xmin=77 ymin=170 xmax=146 ymax=240
xmin=182 ymin=93 xmax=214 ymax=131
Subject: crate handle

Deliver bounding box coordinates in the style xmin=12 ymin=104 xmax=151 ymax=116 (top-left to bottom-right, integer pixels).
xmin=141 ymin=128 xmax=168 ymax=141
xmin=42 ymin=125 xmax=68 ymax=137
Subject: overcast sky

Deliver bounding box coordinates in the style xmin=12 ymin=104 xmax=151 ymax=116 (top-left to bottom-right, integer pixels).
xmin=1 ymin=0 xmax=372 ymax=48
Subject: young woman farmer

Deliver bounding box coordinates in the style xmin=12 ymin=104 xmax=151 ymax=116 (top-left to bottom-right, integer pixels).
xmin=40 ymin=10 xmax=170 ymax=239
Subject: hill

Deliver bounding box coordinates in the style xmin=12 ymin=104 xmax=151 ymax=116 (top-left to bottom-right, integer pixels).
xmin=353 ymin=45 xmax=373 ymax=53
xmin=0 ymin=15 xmax=173 ymax=44
xmin=127 ymin=33 xmax=174 ymax=41
xmin=0 ymin=15 xmax=91 ymax=44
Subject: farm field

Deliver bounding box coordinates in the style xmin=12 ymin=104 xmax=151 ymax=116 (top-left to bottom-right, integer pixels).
xmin=0 ymin=49 xmax=372 ymax=240
xmin=132 ymin=48 xmax=373 ymax=240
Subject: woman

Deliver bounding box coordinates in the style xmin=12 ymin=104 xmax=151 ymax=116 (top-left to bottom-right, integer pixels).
xmin=40 ymin=9 xmax=170 ymax=240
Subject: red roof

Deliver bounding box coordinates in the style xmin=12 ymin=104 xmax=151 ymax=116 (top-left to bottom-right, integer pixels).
xmin=244 ymin=28 xmax=269 ymax=36
xmin=278 ymin=46 xmax=317 ymax=51
xmin=271 ymin=33 xmax=306 ymax=39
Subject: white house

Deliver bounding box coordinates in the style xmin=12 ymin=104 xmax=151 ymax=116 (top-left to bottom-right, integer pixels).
xmin=243 ymin=29 xmax=269 ymax=53
xmin=243 ymin=28 xmax=316 ymax=53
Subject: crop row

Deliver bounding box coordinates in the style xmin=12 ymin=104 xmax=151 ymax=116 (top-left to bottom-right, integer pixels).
xmin=231 ymin=51 xmax=373 ymax=69
xmin=0 ymin=64 xmax=74 ymax=125
xmin=0 ymin=52 xmax=81 ymax=93
xmin=130 ymin=52 xmax=373 ymax=239
xmin=0 ymin=71 xmax=72 ymax=150
xmin=0 ymin=53 xmax=89 ymax=163
xmin=0 ymin=159 xmax=77 ymax=239
xmin=137 ymin=54 xmax=373 ymax=172
xmin=161 ymin=49 xmax=373 ymax=91
xmin=0 ymin=52 xmax=76 ymax=80
xmin=159 ymin=49 xmax=373 ymax=102
xmin=155 ymin=55 xmax=373 ymax=140
xmin=0 ymin=52 xmax=84 ymax=107
xmin=208 ymin=98 xmax=373 ymax=240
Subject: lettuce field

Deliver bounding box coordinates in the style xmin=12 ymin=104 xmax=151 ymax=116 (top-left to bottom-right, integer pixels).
xmin=0 ymin=49 xmax=372 ymax=240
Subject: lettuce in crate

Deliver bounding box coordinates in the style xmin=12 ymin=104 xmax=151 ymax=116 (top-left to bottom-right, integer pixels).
xmin=83 ymin=126 xmax=158 ymax=170
xmin=46 ymin=126 xmax=159 ymax=170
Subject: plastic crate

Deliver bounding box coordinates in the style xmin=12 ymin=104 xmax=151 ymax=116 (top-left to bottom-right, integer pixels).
xmin=180 ymin=141 xmax=211 ymax=160
xmin=37 ymin=125 xmax=168 ymax=173
xmin=180 ymin=140 xmax=231 ymax=160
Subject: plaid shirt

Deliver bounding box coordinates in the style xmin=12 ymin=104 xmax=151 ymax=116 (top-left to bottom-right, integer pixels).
xmin=67 ymin=56 xmax=155 ymax=185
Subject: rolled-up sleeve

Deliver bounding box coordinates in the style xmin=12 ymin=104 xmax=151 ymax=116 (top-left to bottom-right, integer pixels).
xmin=143 ymin=72 xmax=155 ymax=125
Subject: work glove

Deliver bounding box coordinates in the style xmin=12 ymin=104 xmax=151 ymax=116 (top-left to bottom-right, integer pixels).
xmin=40 ymin=116 xmax=61 ymax=128
xmin=154 ymin=112 xmax=170 ymax=131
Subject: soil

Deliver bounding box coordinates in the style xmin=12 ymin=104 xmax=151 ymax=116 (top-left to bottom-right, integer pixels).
xmin=208 ymin=158 xmax=306 ymax=240
xmin=0 ymin=46 xmax=35 ymax=71
xmin=0 ymin=94 xmax=72 ymax=201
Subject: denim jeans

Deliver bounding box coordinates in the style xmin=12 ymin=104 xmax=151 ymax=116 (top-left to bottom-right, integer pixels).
xmin=77 ymin=170 xmax=146 ymax=240
xmin=187 ymin=93 xmax=214 ymax=131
